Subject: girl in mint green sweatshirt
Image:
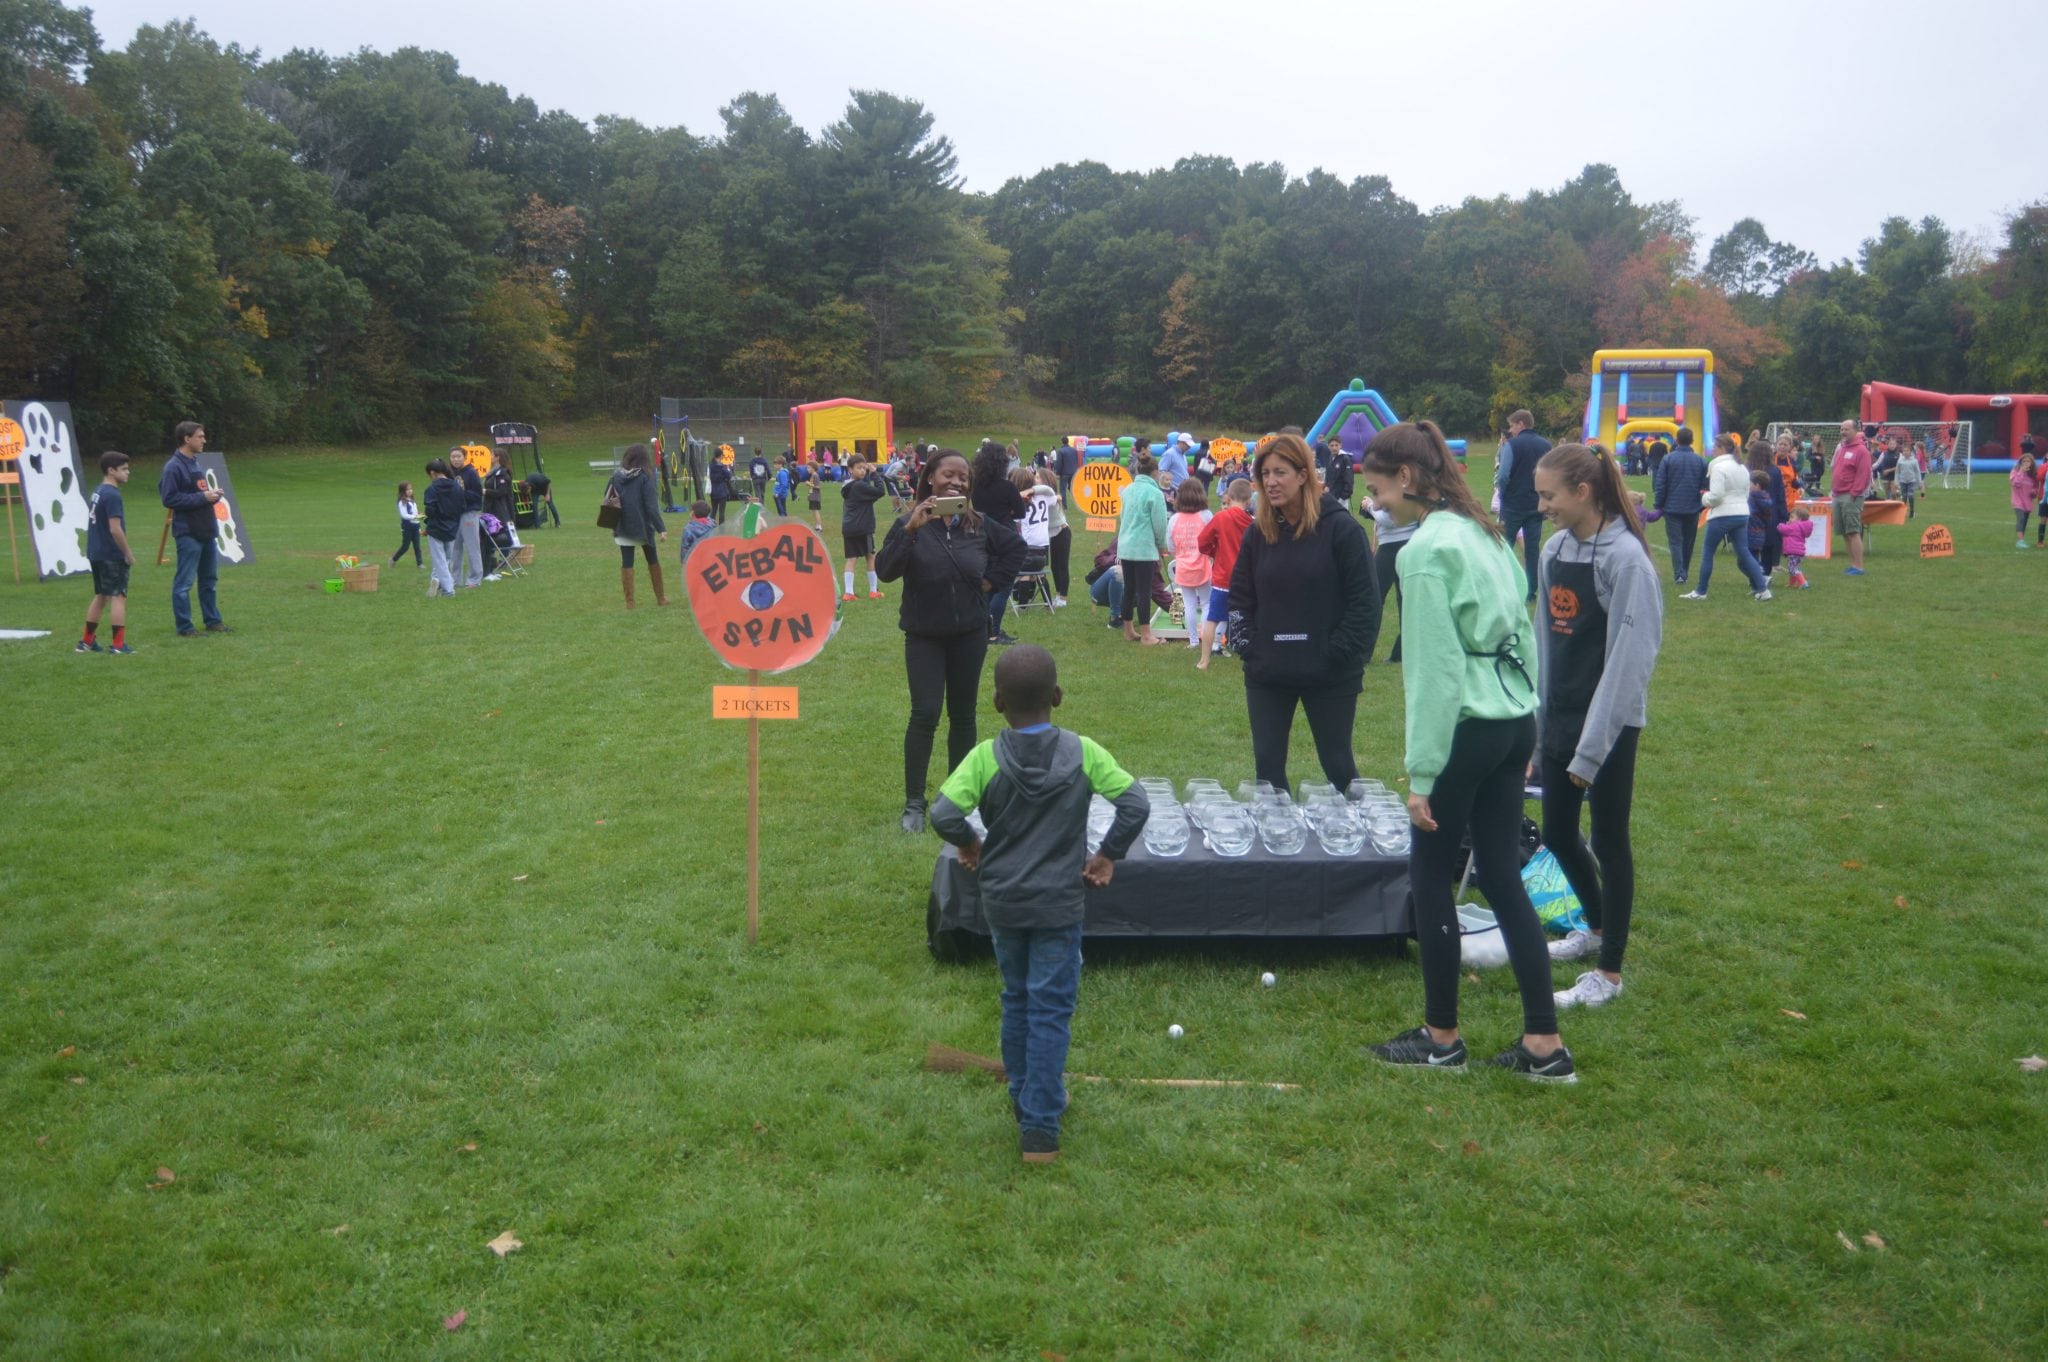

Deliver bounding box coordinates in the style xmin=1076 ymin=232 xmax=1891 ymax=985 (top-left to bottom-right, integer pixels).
xmin=1359 ymin=421 xmax=1575 ymax=1084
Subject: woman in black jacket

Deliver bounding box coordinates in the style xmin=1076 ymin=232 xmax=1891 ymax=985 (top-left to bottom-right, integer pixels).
xmin=876 ymin=449 xmax=1025 ymax=832
xmin=1227 ymin=433 xmax=1381 ymax=792
xmin=607 ymin=444 xmax=666 ymax=608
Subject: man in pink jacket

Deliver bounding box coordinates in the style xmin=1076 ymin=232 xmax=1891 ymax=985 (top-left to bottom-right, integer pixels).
xmin=1830 ymin=419 xmax=1873 ymax=575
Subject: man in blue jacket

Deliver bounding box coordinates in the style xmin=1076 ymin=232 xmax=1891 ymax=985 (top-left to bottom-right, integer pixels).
xmin=1054 ymin=441 xmax=1079 ymax=505
xmin=1494 ymin=410 xmax=1551 ymax=601
xmin=158 ymin=421 xmax=231 ymax=636
xmin=1651 ymin=426 xmax=1710 ymax=584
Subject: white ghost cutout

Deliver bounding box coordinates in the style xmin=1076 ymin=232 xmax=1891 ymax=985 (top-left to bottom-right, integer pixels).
xmin=14 ymin=403 xmax=91 ymax=578
xmin=203 ymin=468 xmax=247 ymax=564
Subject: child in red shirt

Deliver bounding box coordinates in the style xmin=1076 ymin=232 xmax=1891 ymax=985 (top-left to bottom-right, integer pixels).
xmin=1193 ymin=478 xmax=1254 ymax=669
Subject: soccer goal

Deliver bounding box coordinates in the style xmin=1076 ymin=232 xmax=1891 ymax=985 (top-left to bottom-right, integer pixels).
xmin=1764 ymin=421 xmax=1974 ymax=490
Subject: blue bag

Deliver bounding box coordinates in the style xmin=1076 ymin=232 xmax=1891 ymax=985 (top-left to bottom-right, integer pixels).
xmin=1521 ymin=848 xmax=1588 ymax=933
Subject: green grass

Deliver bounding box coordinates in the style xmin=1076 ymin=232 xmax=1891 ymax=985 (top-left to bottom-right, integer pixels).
xmin=2 ymin=422 xmax=2045 ymax=1359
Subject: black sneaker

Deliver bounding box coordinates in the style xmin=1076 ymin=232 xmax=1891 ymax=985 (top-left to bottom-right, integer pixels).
xmin=900 ymin=799 xmax=926 ymax=834
xmin=1486 ymin=1042 xmax=1578 ymax=1084
xmin=177 ymin=628 xmax=199 ymax=637
xmin=1020 ymin=1128 xmax=1059 ymax=1164
xmin=990 ymin=630 xmax=1019 ymax=646
xmin=1369 ymin=1025 xmax=1468 ymax=1072
xmin=204 ymin=622 xmax=234 ymax=634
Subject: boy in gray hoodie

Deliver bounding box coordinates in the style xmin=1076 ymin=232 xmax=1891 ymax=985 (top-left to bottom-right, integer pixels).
xmin=929 ymin=644 xmax=1149 ymax=1163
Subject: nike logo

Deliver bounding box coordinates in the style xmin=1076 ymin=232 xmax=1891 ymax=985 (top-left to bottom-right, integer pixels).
xmin=1426 ymin=1051 xmax=1462 ymax=1066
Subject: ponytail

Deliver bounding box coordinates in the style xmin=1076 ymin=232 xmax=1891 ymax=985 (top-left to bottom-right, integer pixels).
xmin=1361 ymin=421 xmax=1504 ymax=541
xmin=1538 ymin=441 xmax=1648 ymax=553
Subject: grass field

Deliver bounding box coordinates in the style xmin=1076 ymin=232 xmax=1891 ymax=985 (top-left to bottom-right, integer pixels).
xmin=2 ymin=417 xmax=2044 ymax=1359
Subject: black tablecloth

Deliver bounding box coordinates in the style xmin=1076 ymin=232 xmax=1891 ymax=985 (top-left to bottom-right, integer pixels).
xmin=926 ymin=831 xmax=1412 ymax=955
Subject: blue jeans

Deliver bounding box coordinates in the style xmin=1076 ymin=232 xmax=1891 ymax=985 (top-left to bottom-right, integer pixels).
xmin=1089 ymin=567 xmax=1123 ymax=619
xmin=1696 ymin=515 xmax=1765 ymax=595
xmin=171 ymin=534 xmax=221 ymax=632
xmin=990 ymin=922 xmax=1083 ymax=1137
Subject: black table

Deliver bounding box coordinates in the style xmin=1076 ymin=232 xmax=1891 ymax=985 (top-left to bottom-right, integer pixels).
xmin=925 ymin=832 xmax=1412 ymax=960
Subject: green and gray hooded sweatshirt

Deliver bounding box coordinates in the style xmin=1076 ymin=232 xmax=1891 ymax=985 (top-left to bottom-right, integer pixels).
xmin=930 ymin=727 xmax=1150 ymax=930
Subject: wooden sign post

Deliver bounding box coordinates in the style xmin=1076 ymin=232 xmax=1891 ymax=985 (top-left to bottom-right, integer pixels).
xmin=0 ymin=417 xmax=21 ymax=585
xmin=685 ymin=505 xmax=836 ymax=942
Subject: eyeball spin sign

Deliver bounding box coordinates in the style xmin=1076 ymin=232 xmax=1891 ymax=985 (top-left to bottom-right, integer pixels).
xmin=683 ymin=505 xmax=841 ymax=942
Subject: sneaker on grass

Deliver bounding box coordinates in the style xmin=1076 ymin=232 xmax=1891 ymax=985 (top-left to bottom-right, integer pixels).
xmin=1752 ymin=588 xmax=1773 ymax=601
xmin=1555 ymin=970 xmax=1623 ymax=1010
xmin=1369 ymin=1026 xmax=1467 ymax=1072
xmin=1678 ymin=591 xmax=1707 ymax=600
xmin=1020 ymin=1128 xmax=1059 ymax=1164
xmin=1486 ymin=1042 xmax=1578 ymax=1084
xmin=1548 ymin=928 xmax=1598 ymax=961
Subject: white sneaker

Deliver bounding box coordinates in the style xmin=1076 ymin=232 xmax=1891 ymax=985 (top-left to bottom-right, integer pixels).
xmin=484 ymin=573 xmax=503 ymax=582
xmin=1678 ymin=591 xmax=1707 ymax=600
xmin=1548 ymin=928 xmax=1598 ymax=961
xmin=1052 ymin=597 xmax=1067 ymax=608
xmin=1554 ymin=970 xmax=1623 ymax=1009
xmin=1752 ymin=588 xmax=1772 ymax=601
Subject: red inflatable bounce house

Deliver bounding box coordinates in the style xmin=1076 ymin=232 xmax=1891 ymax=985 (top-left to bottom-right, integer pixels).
xmin=1860 ymin=381 xmax=2046 ymax=470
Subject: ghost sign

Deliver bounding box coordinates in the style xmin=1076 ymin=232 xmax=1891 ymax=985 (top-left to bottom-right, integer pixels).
xmin=3 ymin=401 xmax=92 ymax=579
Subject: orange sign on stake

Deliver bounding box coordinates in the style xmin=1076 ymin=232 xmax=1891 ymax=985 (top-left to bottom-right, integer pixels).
xmin=1075 ymin=461 xmax=1134 ymax=522
xmin=1918 ymin=524 xmax=1954 ymax=559
xmin=713 ymin=686 xmax=800 ymax=720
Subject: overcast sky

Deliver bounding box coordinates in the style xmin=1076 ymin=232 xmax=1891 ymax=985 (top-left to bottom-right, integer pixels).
xmin=81 ymin=0 xmax=2045 ymax=266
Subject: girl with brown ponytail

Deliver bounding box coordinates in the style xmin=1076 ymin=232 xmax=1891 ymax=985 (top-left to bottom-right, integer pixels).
xmin=1360 ymin=421 xmax=1574 ymax=1082
xmin=1529 ymin=442 xmax=1665 ymax=1010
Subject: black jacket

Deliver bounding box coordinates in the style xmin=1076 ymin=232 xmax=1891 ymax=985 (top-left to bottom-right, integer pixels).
xmin=875 ymin=511 xmax=1025 ymax=637
xmin=482 ymin=466 xmax=516 ymax=521
xmin=1227 ymin=492 xmax=1381 ymax=689
xmin=1499 ymin=431 xmax=1549 ymax=515
xmin=840 ymin=471 xmax=888 ymax=535
xmin=710 ymin=461 xmax=733 ymax=499
xmin=424 ymin=477 xmax=465 ymax=542
xmin=608 ymin=468 xmax=664 ymax=544
xmin=971 ymin=478 xmax=1026 ymax=526
xmin=457 ymin=463 xmax=483 ymax=512
xmin=158 ymin=451 xmax=215 ymax=541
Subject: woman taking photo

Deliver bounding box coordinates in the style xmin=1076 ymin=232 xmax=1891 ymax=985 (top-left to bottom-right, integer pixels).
xmin=1114 ymin=450 xmax=1170 ymax=643
xmin=1359 ymin=421 xmax=1573 ymax=1082
xmin=607 ymin=444 xmax=666 ymax=608
xmin=877 ymin=449 xmax=1024 ymax=833
xmin=1226 ymin=433 xmax=1379 ymax=791
xmin=1531 ymin=443 xmax=1664 ymax=1012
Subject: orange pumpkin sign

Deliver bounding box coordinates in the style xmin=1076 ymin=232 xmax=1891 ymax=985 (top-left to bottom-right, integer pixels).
xmin=685 ymin=522 xmax=837 ymax=673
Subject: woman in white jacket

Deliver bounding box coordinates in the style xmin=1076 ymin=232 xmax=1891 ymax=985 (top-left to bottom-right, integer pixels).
xmin=1680 ymin=434 xmax=1772 ymax=602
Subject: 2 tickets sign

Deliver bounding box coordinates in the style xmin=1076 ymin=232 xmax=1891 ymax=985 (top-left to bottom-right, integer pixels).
xmin=1074 ymin=460 xmax=1133 ymax=533
xmin=684 ymin=520 xmax=838 ymax=675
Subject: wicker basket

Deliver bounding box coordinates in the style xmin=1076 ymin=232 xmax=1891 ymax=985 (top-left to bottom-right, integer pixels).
xmin=504 ymin=545 xmax=534 ymax=568
xmin=341 ymin=564 xmax=380 ymax=593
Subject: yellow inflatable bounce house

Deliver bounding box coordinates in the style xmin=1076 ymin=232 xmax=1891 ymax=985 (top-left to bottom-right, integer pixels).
xmin=1580 ymin=349 xmax=1720 ymax=451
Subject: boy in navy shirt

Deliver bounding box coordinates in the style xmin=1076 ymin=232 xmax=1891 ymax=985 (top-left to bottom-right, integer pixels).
xmin=81 ymin=452 xmax=135 ymax=654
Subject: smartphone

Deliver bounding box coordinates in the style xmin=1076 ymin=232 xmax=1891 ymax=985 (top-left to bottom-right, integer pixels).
xmin=929 ymin=495 xmax=967 ymax=516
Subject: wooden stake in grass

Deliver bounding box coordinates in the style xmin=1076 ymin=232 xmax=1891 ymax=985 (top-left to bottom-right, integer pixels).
xmin=922 ymin=1042 xmax=1300 ymax=1091
xmin=746 ymin=665 xmax=760 ymax=945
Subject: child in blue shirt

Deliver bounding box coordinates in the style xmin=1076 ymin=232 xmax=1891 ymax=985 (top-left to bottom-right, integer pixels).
xmin=679 ymin=501 xmax=716 ymax=561
xmin=772 ymin=462 xmax=791 ymax=517
xmin=81 ymin=451 xmax=135 ymax=654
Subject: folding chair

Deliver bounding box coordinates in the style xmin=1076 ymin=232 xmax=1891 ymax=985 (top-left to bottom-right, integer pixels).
xmin=1009 ymin=551 xmax=1055 ymax=616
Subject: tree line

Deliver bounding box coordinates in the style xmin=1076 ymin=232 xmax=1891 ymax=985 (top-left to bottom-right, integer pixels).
xmin=4 ymin=2 xmax=2044 ymax=455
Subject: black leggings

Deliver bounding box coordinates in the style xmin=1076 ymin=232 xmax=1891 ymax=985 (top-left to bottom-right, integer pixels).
xmin=393 ymin=522 xmax=422 ymax=565
xmin=1374 ymin=538 xmax=1406 ymax=661
xmin=1539 ymin=727 xmax=1639 ymax=975
xmin=1245 ymin=680 xmax=1360 ymax=793
xmin=1121 ymin=559 xmax=1157 ymax=626
xmin=1411 ymin=715 xmax=1556 ymax=1037
xmin=1048 ymin=527 xmax=1071 ymax=597
xmin=903 ymin=630 xmax=989 ymax=801
xmin=618 ymin=543 xmax=655 ymax=569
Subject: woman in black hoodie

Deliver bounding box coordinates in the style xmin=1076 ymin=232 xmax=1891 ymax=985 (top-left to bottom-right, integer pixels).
xmin=877 ymin=449 xmax=1025 ymax=832
xmin=970 ymin=440 xmax=1028 ymax=643
xmin=1227 ymin=433 xmax=1381 ymax=792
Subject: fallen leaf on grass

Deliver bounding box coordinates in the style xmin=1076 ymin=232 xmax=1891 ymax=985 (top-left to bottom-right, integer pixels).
xmin=1836 ymin=1230 xmax=1859 ymax=1253
xmin=1858 ymin=742 xmax=1876 ymax=751
xmin=1763 ymin=1167 xmax=1783 ymax=1180
xmin=1427 ymin=1139 xmax=1447 ymax=1153
xmin=1862 ymin=1232 xmax=1887 ymax=1250
xmin=326 ymin=1225 xmax=349 ymax=1236
xmin=2017 ymin=1055 xmax=2048 ymax=1074
xmin=1041 ymin=1352 xmax=1067 ymax=1362
xmin=1781 ymin=1009 xmax=1807 ymax=1021
xmin=1424 ymin=1106 xmax=1435 ymax=1116
xmin=147 ymin=1166 xmax=175 ymax=1188
xmin=1463 ymin=971 xmax=1480 ymax=984
xmin=36 ymin=1135 xmax=49 ymax=1147
xmin=1894 ymin=896 xmax=1909 ymax=909
xmin=1841 ymin=861 xmax=1862 ymax=870
xmin=484 ymin=709 xmax=501 ymax=719
xmin=457 ymin=1142 xmax=478 ymax=1153
xmin=486 ymin=1230 xmax=522 ymax=1258
xmin=443 ymin=1310 xmax=468 ymax=1332
xmin=511 ymin=875 xmax=527 ymax=883
xmin=594 ymin=819 xmax=607 ymax=826
xmin=56 ymin=1045 xmax=75 ymax=1058
xmin=66 ymin=1075 xmax=86 ymax=1085
xmin=1461 ymin=1140 xmax=1481 ymax=1157
xmin=752 ymin=1121 xmax=767 ymax=1135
